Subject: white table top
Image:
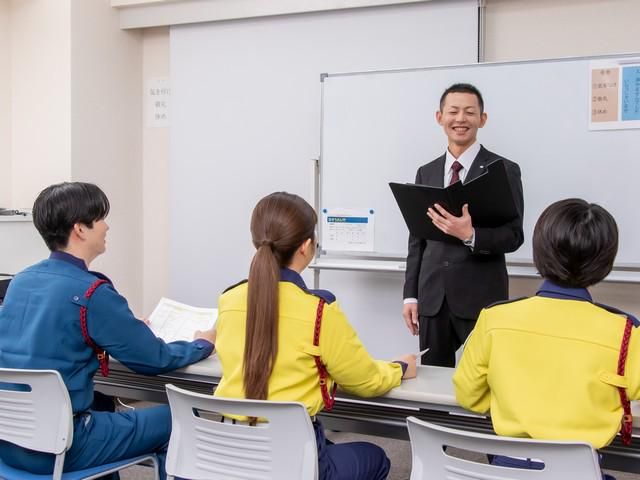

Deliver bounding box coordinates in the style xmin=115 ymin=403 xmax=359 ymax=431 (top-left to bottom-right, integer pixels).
xmin=148 ymin=356 xmax=639 ymax=429
xmin=161 ymin=354 xmax=640 ymax=434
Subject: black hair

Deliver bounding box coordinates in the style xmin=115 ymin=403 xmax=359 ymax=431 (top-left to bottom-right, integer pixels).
xmin=439 ymin=83 xmax=485 ymax=114
xmin=32 ymin=182 xmax=110 ymax=251
xmin=532 ymin=198 xmax=618 ymax=288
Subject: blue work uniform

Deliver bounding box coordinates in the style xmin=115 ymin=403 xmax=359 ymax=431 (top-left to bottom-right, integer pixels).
xmin=0 ymin=252 xmax=214 ymax=478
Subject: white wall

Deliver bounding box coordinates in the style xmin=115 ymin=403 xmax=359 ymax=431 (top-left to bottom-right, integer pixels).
xmin=484 ymin=0 xmax=640 ymax=314
xmin=70 ymin=0 xmax=144 ymax=314
xmin=10 ymin=0 xmax=71 ymax=209
xmin=0 ymin=1 xmax=10 ymax=207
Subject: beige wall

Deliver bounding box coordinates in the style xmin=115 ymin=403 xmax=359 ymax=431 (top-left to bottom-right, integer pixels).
xmin=3 ymin=0 xmax=144 ymax=312
xmin=141 ymin=26 xmax=169 ymax=315
xmin=486 ymin=0 xmax=640 ymax=61
xmin=70 ymin=0 xmax=143 ymax=314
xmin=0 ymin=1 xmax=10 ymax=207
xmin=10 ymin=0 xmax=72 ymax=209
xmin=485 ymin=0 xmax=640 ymax=313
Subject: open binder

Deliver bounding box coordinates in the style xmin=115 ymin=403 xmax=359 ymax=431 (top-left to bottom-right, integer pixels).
xmin=389 ymin=160 xmax=519 ymax=244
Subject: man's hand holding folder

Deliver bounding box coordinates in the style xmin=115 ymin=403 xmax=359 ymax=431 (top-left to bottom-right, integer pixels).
xmin=390 ymin=159 xmax=519 ymax=244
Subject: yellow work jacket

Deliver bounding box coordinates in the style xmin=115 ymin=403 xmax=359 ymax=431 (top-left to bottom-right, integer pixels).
xmin=453 ymin=281 xmax=640 ymax=449
xmin=214 ymin=269 xmax=403 ymax=416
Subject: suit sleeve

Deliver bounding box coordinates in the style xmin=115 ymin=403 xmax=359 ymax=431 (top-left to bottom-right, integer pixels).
xmin=403 ymin=167 xmax=427 ymax=299
xmin=320 ymin=302 xmax=403 ymax=397
xmin=86 ymin=284 xmax=214 ymax=374
xmin=472 ymin=160 xmax=524 ymax=255
xmin=452 ymin=310 xmax=492 ymax=413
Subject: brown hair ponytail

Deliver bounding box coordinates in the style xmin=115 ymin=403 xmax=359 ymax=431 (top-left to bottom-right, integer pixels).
xmin=243 ymin=192 xmax=317 ymax=400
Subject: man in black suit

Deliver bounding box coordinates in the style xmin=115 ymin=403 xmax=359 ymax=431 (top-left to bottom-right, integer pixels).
xmin=403 ymin=83 xmax=524 ymax=367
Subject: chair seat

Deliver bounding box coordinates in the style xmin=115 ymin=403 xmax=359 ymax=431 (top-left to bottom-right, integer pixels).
xmin=0 ymin=454 xmax=156 ymax=480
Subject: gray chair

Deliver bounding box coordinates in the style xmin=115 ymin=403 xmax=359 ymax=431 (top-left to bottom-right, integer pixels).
xmin=0 ymin=368 xmax=159 ymax=479
xmin=406 ymin=416 xmax=601 ymax=480
xmin=165 ymin=383 xmax=318 ymax=480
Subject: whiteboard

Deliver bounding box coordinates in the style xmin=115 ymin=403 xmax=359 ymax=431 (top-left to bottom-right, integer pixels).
xmin=320 ymin=54 xmax=640 ymax=267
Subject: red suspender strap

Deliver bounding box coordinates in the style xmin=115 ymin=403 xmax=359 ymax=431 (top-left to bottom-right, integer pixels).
xmin=313 ymin=298 xmax=337 ymax=411
xmin=80 ymin=279 xmax=110 ymax=377
xmin=617 ymin=317 xmax=633 ymax=446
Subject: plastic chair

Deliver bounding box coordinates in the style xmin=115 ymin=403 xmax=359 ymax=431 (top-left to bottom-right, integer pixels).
xmin=165 ymin=383 xmax=318 ymax=480
xmin=406 ymin=416 xmax=602 ymax=480
xmin=0 ymin=368 xmax=159 ymax=480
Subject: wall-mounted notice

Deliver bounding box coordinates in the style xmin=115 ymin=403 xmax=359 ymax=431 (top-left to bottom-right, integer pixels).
xmin=321 ymin=208 xmax=375 ymax=252
xmin=589 ymin=60 xmax=640 ymax=130
xmin=146 ymin=77 xmax=171 ymax=128
xmin=621 ymin=65 xmax=640 ymax=121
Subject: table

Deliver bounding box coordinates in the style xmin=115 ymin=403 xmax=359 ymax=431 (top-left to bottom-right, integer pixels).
xmin=95 ymin=358 xmax=640 ymax=473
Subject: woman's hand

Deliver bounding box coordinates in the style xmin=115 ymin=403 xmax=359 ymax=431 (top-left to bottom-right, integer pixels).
xmin=394 ymin=353 xmax=417 ymax=379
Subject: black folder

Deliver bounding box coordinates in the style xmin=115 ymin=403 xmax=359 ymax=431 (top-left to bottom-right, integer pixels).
xmin=389 ymin=160 xmax=519 ymax=244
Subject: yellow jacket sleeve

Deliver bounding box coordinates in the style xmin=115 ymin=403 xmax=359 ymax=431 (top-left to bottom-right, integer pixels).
xmin=319 ymin=301 xmax=402 ymax=397
xmin=453 ymin=310 xmax=492 ymax=413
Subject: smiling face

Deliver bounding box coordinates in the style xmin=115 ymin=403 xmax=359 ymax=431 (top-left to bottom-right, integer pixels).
xmin=436 ymin=92 xmax=487 ymax=156
xmin=85 ymin=218 xmax=109 ymax=258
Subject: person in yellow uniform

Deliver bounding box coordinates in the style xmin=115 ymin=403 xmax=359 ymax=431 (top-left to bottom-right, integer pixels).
xmin=209 ymin=191 xmax=416 ymax=480
xmin=453 ymin=198 xmax=639 ymax=477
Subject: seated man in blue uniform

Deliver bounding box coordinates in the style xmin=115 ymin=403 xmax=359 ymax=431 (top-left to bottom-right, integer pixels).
xmin=0 ymin=182 xmax=216 ymax=478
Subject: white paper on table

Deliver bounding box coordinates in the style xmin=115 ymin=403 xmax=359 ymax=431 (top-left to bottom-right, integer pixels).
xmin=321 ymin=207 xmax=375 ymax=252
xmin=148 ymin=297 xmax=217 ymax=343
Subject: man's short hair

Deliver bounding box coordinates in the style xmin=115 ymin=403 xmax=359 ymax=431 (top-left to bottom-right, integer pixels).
xmin=33 ymin=182 xmax=110 ymax=251
xmin=439 ymin=83 xmax=484 ymax=114
xmin=533 ymin=198 xmax=618 ymax=288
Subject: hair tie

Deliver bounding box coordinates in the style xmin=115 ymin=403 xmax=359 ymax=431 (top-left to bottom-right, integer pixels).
xmin=259 ymin=240 xmax=274 ymax=249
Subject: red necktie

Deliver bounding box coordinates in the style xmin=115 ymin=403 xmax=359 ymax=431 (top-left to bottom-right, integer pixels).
xmin=449 ymin=160 xmax=463 ymax=186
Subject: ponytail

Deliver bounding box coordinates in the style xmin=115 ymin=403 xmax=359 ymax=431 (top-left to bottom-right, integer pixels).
xmin=243 ymin=192 xmax=317 ymax=400
xmin=243 ymin=244 xmax=280 ymax=400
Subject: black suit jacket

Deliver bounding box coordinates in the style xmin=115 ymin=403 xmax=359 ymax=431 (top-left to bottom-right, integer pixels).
xmin=403 ymin=146 xmax=524 ymax=319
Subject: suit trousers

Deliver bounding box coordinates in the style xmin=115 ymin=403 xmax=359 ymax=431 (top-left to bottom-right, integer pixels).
xmin=419 ymin=298 xmax=476 ymax=367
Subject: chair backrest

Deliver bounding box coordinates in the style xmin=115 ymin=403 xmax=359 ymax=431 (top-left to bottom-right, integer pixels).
xmin=165 ymin=384 xmax=318 ymax=480
xmin=406 ymin=416 xmax=602 ymax=480
xmin=0 ymin=368 xmax=73 ymax=455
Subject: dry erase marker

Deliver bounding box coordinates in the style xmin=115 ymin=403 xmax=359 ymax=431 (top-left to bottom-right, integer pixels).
xmin=415 ymin=348 xmax=429 ymax=357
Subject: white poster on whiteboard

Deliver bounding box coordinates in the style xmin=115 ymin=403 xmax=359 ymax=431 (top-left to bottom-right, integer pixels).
xmin=321 ymin=208 xmax=375 ymax=252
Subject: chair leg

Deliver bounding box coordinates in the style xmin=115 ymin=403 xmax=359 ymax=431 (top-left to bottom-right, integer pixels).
xmin=52 ymin=452 xmax=66 ymax=480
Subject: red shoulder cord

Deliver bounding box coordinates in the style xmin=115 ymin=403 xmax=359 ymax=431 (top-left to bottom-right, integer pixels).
xmin=79 ymin=279 xmax=110 ymax=377
xmin=617 ymin=317 xmax=633 ymax=446
xmin=313 ymin=298 xmax=337 ymax=411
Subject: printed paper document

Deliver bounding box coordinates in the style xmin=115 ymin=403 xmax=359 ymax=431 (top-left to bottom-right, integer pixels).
xmin=148 ymin=297 xmax=217 ymax=343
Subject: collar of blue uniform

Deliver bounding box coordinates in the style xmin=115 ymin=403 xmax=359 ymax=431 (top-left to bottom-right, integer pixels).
xmin=49 ymin=251 xmax=113 ymax=284
xmin=50 ymin=251 xmax=88 ymax=271
xmin=279 ymin=267 xmax=335 ymax=304
xmin=537 ymin=279 xmax=639 ymax=326
xmin=536 ymin=279 xmax=592 ymax=302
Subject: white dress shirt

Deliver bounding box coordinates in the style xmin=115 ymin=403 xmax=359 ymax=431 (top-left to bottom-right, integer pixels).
xmin=443 ymin=141 xmax=480 ymax=186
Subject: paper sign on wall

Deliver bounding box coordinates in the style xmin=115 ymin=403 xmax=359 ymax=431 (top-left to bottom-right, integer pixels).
xmin=146 ymin=77 xmax=171 ymax=128
xmin=321 ymin=208 xmax=375 ymax=252
xmin=589 ymin=60 xmax=640 ymax=130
